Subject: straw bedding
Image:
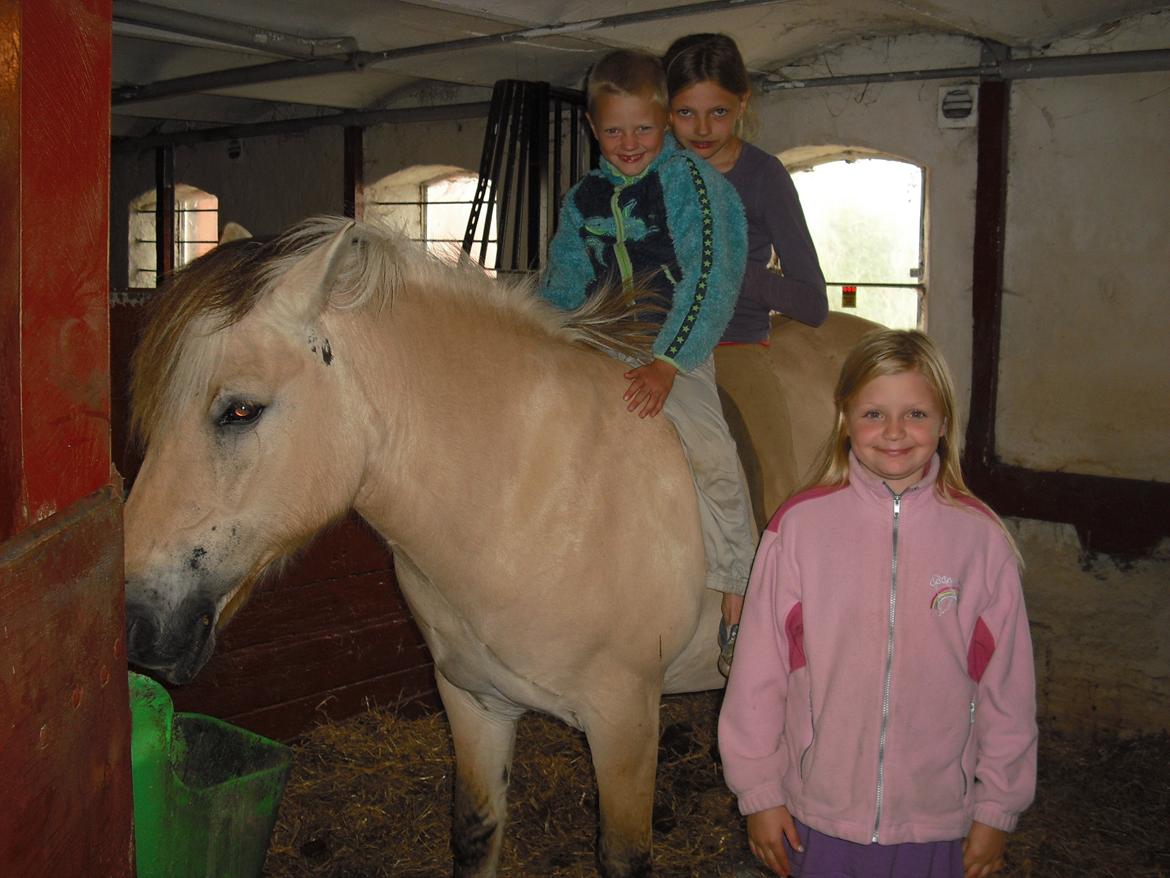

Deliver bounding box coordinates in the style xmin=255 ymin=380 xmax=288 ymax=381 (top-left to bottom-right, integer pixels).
xmin=265 ymin=692 xmax=1169 ymax=877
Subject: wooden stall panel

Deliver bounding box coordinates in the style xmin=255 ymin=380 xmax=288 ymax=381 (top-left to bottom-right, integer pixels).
xmin=0 ymin=491 xmax=133 ymax=876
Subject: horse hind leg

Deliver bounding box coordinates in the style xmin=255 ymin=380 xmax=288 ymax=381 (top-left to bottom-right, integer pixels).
xmin=584 ymin=687 xmax=660 ymax=877
xmin=437 ymin=671 xmax=520 ymax=878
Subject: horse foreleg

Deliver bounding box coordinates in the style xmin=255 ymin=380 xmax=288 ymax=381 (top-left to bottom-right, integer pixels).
xmin=436 ymin=670 xmax=520 ymax=878
xmin=584 ymin=689 xmax=660 ymax=878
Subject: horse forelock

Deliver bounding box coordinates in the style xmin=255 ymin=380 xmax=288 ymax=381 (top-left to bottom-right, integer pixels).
xmin=130 ymin=218 xmax=373 ymax=446
xmin=131 ymin=239 xmax=272 ymax=447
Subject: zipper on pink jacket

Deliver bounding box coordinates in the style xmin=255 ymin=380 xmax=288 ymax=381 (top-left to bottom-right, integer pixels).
xmin=872 ymin=488 xmax=902 ymax=843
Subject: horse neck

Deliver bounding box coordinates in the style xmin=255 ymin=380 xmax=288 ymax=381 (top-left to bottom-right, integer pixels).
xmin=344 ymin=279 xmax=595 ymax=546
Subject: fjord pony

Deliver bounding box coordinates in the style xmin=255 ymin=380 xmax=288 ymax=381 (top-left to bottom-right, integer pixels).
xmin=123 ymin=217 xmax=873 ymax=877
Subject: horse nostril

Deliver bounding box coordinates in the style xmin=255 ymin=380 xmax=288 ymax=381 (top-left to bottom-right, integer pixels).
xmin=125 ymin=610 xmax=159 ymax=659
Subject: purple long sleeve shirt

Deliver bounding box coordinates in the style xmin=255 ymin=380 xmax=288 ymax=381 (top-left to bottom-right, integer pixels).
xmin=721 ymin=142 xmax=828 ymax=343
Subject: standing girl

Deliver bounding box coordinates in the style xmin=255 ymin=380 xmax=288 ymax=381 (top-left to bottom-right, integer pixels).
xmin=662 ymin=33 xmax=829 ymax=670
xmin=718 ymin=329 xmax=1037 ymax=878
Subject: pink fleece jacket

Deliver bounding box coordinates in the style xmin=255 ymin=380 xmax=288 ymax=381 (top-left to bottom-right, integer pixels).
xmin=718 ymin=453 xmax=1037 ymax=845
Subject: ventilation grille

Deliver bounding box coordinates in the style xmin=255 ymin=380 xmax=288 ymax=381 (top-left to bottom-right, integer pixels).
xmin=938 ymin=84 xmax=978 ymax=128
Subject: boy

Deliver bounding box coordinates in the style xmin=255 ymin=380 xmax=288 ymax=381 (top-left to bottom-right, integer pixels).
xmin=540 ymin=49 xmax=754 ymax=674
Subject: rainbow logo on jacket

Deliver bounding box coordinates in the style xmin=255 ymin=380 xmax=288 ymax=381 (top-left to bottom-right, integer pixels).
xmin=929 ymin=574 xmax=961 ymax=616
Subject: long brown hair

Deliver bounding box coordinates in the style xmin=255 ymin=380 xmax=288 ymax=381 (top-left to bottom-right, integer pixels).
xmin=662 ymin=33 xmax=756 ymax=138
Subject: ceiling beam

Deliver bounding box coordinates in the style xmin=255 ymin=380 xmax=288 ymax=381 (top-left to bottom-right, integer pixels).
xmin=112 ymin=0 xmax=794 ymax=106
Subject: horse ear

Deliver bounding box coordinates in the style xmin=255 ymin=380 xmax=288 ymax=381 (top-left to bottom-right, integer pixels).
xmin=276 ymin=221 xmax=361 ymax=324
xmin=218 ymin=221 xmax=252 ymax=244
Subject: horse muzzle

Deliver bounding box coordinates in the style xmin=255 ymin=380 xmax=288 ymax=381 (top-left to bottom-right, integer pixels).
xmin=125 ymin=591 xmax=220 ymax=685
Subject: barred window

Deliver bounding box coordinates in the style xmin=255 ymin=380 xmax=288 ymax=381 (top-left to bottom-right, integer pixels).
xmin=365 ymin=167 xmax=496 ymax=269
xmin=128 ymin=185 xmax=219 ymax=289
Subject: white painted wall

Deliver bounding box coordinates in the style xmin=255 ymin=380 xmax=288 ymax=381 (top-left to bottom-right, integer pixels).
xmin=365 ymin=118 xmax=486 ymax=197
xmin=999 ymin=19 xmax=1170 ymax=481
xmin=109 ymin=118 xmax=489 ymax=289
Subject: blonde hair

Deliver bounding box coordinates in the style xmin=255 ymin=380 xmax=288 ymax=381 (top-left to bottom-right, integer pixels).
xmin=807 ymin=329 xmax=1019 ymax=556
xmin=807 ymin=329 xmax=959 ymax=490
xmin=586 ymin=49 xmax=668 ymax=114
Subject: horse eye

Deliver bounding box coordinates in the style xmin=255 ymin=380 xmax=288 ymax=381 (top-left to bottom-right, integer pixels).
xmin=218 ymin=401 xmax=264 ymax=426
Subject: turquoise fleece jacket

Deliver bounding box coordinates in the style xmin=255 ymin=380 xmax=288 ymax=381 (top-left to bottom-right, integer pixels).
xmin=540 ymin=134 xmax=747 ymax=373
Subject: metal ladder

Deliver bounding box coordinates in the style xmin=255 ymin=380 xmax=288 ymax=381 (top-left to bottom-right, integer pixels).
xmin=462 ymin=79 xmax=596 ymax=275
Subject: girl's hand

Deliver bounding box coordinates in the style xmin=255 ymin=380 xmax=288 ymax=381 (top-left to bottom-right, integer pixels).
xmin=622 ymin=359 xmax=677 ymax=418
xmin=746 ymin=805 xmax=801 ymax=876
xmin=962 ymin=821 xmax=1006 ymax=878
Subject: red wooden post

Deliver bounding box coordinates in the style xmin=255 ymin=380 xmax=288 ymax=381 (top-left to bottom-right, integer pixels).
xmin=1 ymin=0 xmax=113 ymax=535
xmin=0 ymin=1 xmax=133 ymax=874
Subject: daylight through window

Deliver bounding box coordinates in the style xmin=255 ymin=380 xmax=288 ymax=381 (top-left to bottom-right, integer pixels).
xmin=128 ymin=185 xmax=220 ymax=289
xmin=365 ymin=170 xmax=497 ymax=270
xmin=791 ymin=157 xmax=925 ymax=329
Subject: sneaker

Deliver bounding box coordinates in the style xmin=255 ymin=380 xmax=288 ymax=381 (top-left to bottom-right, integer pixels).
xmin=718 ymin=619 xmax=739 ymax=677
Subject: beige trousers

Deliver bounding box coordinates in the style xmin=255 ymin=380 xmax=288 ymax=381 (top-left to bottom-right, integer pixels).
xmin=662 ymin=356 xmax=757 ymax=595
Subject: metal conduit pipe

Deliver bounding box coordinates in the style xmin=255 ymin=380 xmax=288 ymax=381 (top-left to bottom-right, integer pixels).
xmin=113 ymin=0 xmax=358 ymax=59
xmin=112 ymin=101 xmax=494 ymax=154
xmin=113 ymin=56 xmax=359 ymax=104
xmin=112 ymin=0 xmax=793 ymax=106
xmin=999 ymin=48 xmax=1170 ymax=79
xmin=761 ymin=47 xmax=1170 ymax=90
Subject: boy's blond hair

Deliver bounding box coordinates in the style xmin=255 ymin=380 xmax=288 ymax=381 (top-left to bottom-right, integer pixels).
xmin=586 ymin=49 xmax=668 ymax=114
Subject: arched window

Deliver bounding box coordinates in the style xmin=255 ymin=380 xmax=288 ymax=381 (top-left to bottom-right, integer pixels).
xmin=785 ymin=152 xmax=925 ymax=329
xmin=365 ymin=166 xmax=497 ymax=268
xmin=127 ymin=185 xmax=219 ymax=288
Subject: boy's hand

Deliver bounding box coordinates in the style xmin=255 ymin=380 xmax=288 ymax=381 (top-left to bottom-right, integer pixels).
xmin=623 ymin=359 xmax=677 ymax=418
xmin=962 ymin=821 xmax=1006 ymax=878
xmin=746 ymin=805 xmax=801 ymax=877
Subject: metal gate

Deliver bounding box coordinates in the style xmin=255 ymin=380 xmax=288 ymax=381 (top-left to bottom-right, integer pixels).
xmin=462 ymin=80 xmax=596 ymax=275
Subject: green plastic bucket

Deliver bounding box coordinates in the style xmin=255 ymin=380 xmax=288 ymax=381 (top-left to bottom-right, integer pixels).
xmin=128 ymin=672 xmax=292 ymax=878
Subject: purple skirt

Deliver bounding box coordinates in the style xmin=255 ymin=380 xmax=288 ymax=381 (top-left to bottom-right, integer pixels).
xmin=783 ymin=819 xmax=964 ymax=878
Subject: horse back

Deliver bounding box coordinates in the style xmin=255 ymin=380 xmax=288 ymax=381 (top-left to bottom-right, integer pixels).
xmin=716 ymin=312 xmax=879 ymax=526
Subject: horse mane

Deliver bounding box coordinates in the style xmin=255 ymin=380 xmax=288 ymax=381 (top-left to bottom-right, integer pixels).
xmin=131 ymin=216 xmax=659 ymax=447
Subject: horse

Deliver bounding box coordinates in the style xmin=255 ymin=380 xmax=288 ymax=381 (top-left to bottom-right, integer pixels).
xmin=122 ymin=217 xmax=875 ymax=877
